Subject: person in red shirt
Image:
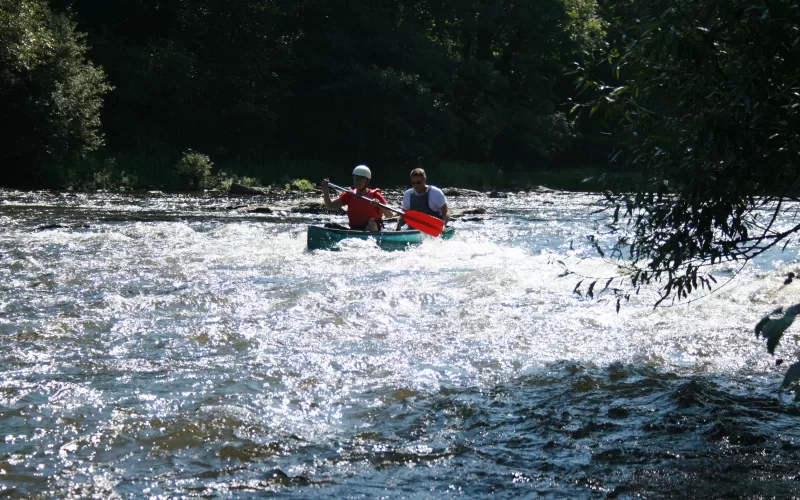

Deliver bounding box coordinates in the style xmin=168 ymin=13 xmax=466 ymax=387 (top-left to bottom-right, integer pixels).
xmin=321 ymin=165 xmax=394 ymax=231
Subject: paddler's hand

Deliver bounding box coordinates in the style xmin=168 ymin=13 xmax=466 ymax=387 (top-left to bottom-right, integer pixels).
xmin=321 ymin=178 xmax=330 ymax=192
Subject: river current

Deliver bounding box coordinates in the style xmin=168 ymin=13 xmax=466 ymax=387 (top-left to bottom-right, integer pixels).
xmin=1 ymin=188 xmax=800 ymax=498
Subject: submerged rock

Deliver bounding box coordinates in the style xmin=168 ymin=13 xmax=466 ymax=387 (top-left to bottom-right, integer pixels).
xmin=443 ymin=188 xmax=482 ymax=197
xmin=292 ymin=201 xmax=338 ymax=214
xmin=459 ymin=207 xmax=487 ymax=215
xmin=247 ymin=206 xmax=273 ymax=214
xmin=35 ymin=223 xmax=91 ymax=231
xmin=229 ymin=183 xmax=267 ymax=195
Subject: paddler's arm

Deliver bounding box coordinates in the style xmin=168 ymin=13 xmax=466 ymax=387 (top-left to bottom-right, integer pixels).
xmin=369 ymin=192 xmax=394 ymax=219
xmin=321 ymin=178 xmax=344 ymax=210
xmin=440 ymin=203 xmax=450 ymax=225
xmin=371 ymin=201 xmax=394 ymax=219
xmin=395 ymin=194 xmax=410 ymax=230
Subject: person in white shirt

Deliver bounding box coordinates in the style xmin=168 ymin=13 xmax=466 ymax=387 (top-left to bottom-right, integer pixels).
xmin=395 ymin=168 xmax=450 ymax=230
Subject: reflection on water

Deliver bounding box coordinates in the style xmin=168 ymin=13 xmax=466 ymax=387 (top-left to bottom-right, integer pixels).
xmin=1 ymin=189 xmax=799 ymax=498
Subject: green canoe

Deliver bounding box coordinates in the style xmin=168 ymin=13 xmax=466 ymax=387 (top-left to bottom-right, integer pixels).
xmin=307 ymin=225 xmax=455 ymax=251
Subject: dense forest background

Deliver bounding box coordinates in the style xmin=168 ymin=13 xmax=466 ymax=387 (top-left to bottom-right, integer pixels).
xmin=1 ymin=0 xmax=619 ymax=189
xmin=1 ymin=0 xmax=797 ymax=193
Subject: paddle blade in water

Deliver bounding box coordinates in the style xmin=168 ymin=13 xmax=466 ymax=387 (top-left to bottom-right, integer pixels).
xmin=403 ymin=210 xmax=444 ymax=237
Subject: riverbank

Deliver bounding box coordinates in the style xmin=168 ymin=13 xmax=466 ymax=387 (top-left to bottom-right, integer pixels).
xmin=5 ymin=148 xmax=638 ymax=193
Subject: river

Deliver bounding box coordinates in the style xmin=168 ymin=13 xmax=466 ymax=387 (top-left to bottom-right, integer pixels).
xmin=1 ymin=188 xmax=799 ymax=498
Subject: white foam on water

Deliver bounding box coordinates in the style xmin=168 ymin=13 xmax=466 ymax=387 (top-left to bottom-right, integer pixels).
xmin=3 ymin=190 xmax=800 ymax=465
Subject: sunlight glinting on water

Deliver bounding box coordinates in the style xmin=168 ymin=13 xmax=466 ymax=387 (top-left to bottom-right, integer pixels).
xmin=3 ymin=190 xmax=800 ymax=497
xmin=4 ymin=218 xmax=786 ymax=379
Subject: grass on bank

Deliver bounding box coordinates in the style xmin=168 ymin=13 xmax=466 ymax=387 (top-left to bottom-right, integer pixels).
xmin=49 ymin=150 xmax=639 ymax=193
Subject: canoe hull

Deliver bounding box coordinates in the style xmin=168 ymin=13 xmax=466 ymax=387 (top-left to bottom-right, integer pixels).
xmin=307 ymin=225 xmax=455 ymax=251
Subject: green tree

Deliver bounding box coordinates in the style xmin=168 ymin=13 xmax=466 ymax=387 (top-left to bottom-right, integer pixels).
xmin=0 ymin=0 xmax=111 ymax=187
xmin=273 ymin=0 xmax=459 ymax=164
xmin=50 ymin=0 xmax=606 ymax=184
xmin=579 ymin=0 xmax=800 ymax=303
xmin=575 ymin=0 xmax=800 ymax=395
xmin=51 ymin=0 xmax=292 ymax=160
xmin=280 ymin=0 xmax=605 ymax=168
xmin=175 ymin=151 xmax=213 ymax=190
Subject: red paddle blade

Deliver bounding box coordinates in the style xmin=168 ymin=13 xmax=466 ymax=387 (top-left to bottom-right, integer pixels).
xmin=403 ymin=210 xmax=444 ymax=237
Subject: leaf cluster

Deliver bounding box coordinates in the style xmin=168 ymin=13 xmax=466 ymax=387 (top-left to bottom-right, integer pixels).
xmin=0 ymin=0 xmax=111 ymax=186
xmin=575 ymin=0 xmax=800 ymax=305
xmin=568 ymin=0 xmax=800 ymax=401
xmin=286 ymin=178 xmax=315 ymax=192
xmin=756 ymin=304 xmax=800 ymax=400
xmin=174 ymin=151 xmax=213 ymax=190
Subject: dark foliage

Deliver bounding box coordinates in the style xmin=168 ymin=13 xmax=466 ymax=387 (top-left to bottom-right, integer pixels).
xmin=31 ymin=0 xmax=605 ymax=185
xmin=576 ymin=0 xmax=800 ymax=304
xmin=0 ymin=0 xmax=111 ymax=187
xmin=574 ymin=0 xmax=800 ymax=397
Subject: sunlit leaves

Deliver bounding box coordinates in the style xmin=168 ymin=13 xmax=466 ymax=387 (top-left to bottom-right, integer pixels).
xmin=755 ymin=304 xmax=800 ymax=400
xmin=0 ymin=0 xmax=53 ymax=72
xmin=756 ymin=310 xmax=794 ymax=355
xmin=0 ymin=0 xmax=111 ymax=186
xmin=756 ymin=305 xmax=800 ymax=353
xmin=781 ymin=363 xmax=800 ymax=401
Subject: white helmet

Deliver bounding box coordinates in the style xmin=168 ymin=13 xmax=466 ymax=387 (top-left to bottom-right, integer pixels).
xmin=352 ymin=165 xmax=371 ymax=179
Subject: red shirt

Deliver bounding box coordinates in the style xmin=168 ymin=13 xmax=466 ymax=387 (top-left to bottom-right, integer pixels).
xmin=339 ymin=188 xmax=387 ymax=229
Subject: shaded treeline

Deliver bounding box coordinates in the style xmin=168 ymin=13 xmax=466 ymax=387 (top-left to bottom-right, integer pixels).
xmin=2 ymin=0 xmax=613 ymax=189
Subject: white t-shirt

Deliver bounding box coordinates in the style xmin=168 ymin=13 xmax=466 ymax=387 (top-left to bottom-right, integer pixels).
xmin=401 ymin=185 xmax=447 ymax=212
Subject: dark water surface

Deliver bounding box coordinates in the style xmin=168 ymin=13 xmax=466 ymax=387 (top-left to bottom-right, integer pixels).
xmin=1 ymin=189 xmax=799 ymax=498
